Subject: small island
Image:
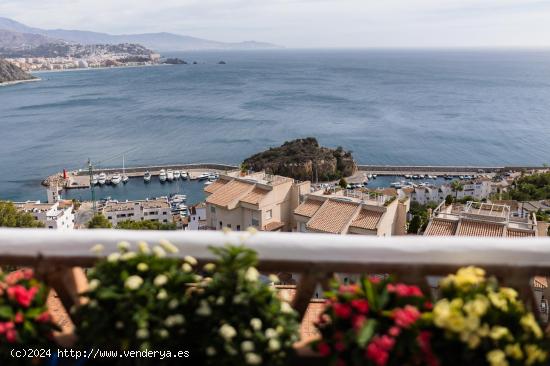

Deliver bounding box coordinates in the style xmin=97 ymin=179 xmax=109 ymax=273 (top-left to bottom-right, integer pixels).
xmin=163 ymin=58 xmax=187 ymax=65
xmin=0 ymin=59 xmax=37 ymax=85
xmin=242 ymin=137 xmax=357 ymax=181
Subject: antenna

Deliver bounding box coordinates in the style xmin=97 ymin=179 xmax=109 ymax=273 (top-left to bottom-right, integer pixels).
xmin=88 ymin=159 xmax=96 ymax=213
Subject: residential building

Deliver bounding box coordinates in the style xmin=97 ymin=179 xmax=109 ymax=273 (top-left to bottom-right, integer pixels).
xmin=187 ymin=203 xmax=207 ymax=230
xmin=410 ymin=179 xmax=493 ymax=205
xmin=294 ymin=188 xmax=410 ymax=236
xmin=101 ymin=198 xmax=172 ymax=227
xmin=15 ymin=200 xmax=75 ymax=230
xmin=204 ymin=171 xmax=310 ymax=232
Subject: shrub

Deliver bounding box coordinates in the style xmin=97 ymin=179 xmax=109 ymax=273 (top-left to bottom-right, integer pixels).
xmin=87 ymin=214 xmax=112 ymax=229
xmin=430 ymin=267 xmax=549 ymax=366
xmin=0 ymin=269 xmax=59 ymax=361
xmin=312 ymin=277 xmax=435 ymax=366
xmin=76 ymin=241 xmax=198 ymax=352
xmin=186 ymin=245 xmax=300 ymax=365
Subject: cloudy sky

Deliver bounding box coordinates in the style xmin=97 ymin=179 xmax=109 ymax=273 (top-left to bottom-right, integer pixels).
xmin=1 ymin=0 xmax=550 ymax=48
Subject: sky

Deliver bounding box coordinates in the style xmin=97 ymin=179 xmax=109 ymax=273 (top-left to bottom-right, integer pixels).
xmin=1 ymin=0 xmax=550 ymax=48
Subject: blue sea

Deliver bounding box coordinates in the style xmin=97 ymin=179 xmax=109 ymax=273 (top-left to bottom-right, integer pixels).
xmin=1 ymin=49 xmax=550 ymax=202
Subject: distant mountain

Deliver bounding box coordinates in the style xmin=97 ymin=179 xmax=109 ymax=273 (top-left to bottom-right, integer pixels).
xmin=0 ymin=59 xmax=35 ymax=83
xmin=0 ymin=29 xmax=60 ymax=50
xmin=0 ymin=17 xmax=282 ymax=51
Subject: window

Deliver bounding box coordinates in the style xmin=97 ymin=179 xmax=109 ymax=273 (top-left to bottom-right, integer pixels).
xmin=219 ymin=221 xmax=223 ymax=229
xmin=251 ymin=218 xmax=259 ymax=227
xmin=265 ymin=209 xmax=272 ymax=220
xmin=227 ymin=224 xmax=232 ymax=228
xmin=210 ymin=206 xmax=216 ymax=213
xmin=237 ymin=225 xmax=241 ymax=231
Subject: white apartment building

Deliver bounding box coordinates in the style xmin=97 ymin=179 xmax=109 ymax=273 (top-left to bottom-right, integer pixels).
xmin=187 ymin=203 xmax=207 ymax=230
xmin=102 ymin=199 xmax=172 ymax=227
xmin=410 ymin=179 xmax=493 ymax=205
xmin=294 ymin=189 xmax=410 ymax=236
xmin=15 ymin=201 xmax=75 ymax=230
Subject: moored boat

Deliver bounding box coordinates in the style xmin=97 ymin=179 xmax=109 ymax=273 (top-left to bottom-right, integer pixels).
xmin=159 ymin=169 xmax=167 ymax=183
xmin=111 ymin=173 xmax=122 ymax=185
xmin=91 ymin=175 xmax=98 ymax=185
xmin=144 ymin=171 xmax=151 ymax=183
xmin=167 ymin=169 xmax=174 ymax=181
xmin=98 ymin=173 xmax=107 ymax=185
xmin=174 ymin=170 xmax=181 ymax=179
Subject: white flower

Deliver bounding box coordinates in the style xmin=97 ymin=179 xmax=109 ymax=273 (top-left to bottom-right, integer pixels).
xmin=243 ymin=330 xmax=253 ymax=338
xmin=107 ymin=252 xmax=120 ymax=262
xmin=168 ymin=299 xmax=179 ymax=309
xmin=195 ymin=275 xmax=204 ymax=282
xmin=137 ymin=241 xmax=150 ymax=254
xmin=136 ymin=329 xmax=149 ymax=339
xmin=90 ymin=244 xmax=104 ymax=254
xmin=157 ymin=289 xmax=168 ymax=300
xmin=245 ymin=353 xmax=262 ymax=365
xmin=153 ymin=246 xmax=166 ymax=258
xmin=216 ymin=297 xmax=225 ymax=305
xmin=268 ymin=338 xmax=281 ymax=352
xmin=241 ymin=341 xmax=255 ymax=352
xmin=117 ymin=241 xmax=130 ymax=252
xmin=250 ymin=318 xmax=262 ymax=331
xmin=164 ymin=314 xmax=185 ymax=327
xmin=159 ymin=239 xmax=179 ymax=254
xmin=121 ymin=252 xmax=136 ymax=261
xmin=203 ymin=263 xmax=216 ymax=272
xmin=137 ymin=263 xmax=148 ymax=272
xmin=88 ymin=299 xmax=98 ymax=308
xmin=184 ymin=255 xmax=198 ymax=266
xmin=280 ymin=302 xmax=294 ymax=314
xmin=154 ymin=274 xmax=168 ymax=287
xmin=182 ymin=263 xmax=193 ymax=273
xmin=158 ymin=329 xmax=169 ymax=339
xmin=219 ymin=324 xmax=237 ymax=341
xmin=245 ymin=267 xmax=260 ymax=282
xmin=206 ymin=347 xmax=216 ymax=356
xmin=246 ymin=227 xmax=258 ymax=235
xmin=233 ymin=294 xmax=244 ymax=304
xmin=276 ymin=325 xmax=284 ymax=334
xmin=196 ymin=300 xmax=212 ymax=316
xmin=115 ymin=321 xmax=124 ymax=329
xmin=88 ymin=279 xmax=100 ymax=291
xmin=269 ymin=274 xmax=280 ymax=283
xmin=265 ymin=328 xmax=277 ymax=339
xmin=125 ymin=275 xmax=143 ymax=290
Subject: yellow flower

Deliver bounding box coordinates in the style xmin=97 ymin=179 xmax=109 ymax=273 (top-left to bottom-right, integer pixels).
xmin=499 ymin=287 xmax=518 ymax=302
xmin=442 ymin=266 xmax=486 ymax=290
xmin=433 ymin=299 xmax=451 ymax=327
xmin=520 ymin=313 xmax=543 ymax=339
xmin=477 ymin=323 xmax=491 ymax=337
xmin=447 ymin=313 xmax=466 ymax=333
xmin=488 ymin=291 xmax=508 ymax=312
xmin=467 ymin=334 xmax=481 ymax=349
xmin=487 ymin=349 xmax=509 ymax=366
xmin=464 ymin=295 xmax=489 ymax=317
xmin=464 ymin=315 xmax=480 ymax=332
xmin=505 ymin=343 xmax=523 ymax=360
xmin=525 ymin=345 xmax=547 ymax=365
xmin=490 ymin=326 xmax=511 ymax=341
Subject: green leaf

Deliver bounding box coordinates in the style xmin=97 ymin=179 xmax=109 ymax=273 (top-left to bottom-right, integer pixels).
xmin=25 ymin=307 xmax=42 ymax=318
xmin=364 ymin=280 xmax=378 ymax=311
xmin=357 ymin=319 xmax=377 ymax=347
xmin=0 ymin=305 xmax=14 ymax=319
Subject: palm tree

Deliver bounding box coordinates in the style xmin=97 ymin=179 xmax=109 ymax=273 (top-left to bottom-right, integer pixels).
xmin=451 ymin=180 xmax=464 ymax=200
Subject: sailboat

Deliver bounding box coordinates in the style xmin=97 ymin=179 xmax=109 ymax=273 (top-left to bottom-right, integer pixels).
xmin=122 ymin=155 xmax=129 ymax=184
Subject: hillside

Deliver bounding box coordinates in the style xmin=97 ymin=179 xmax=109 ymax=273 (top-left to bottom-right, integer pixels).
xmin=0 ymin=17 xmax=282 ymax=52
xmin=243 ymin=138 xmax=357 ymax=181
xmin=0 ymin=29 xmax=58 ymax=50
xmin=0 ymin=59 xmax=35 ymax=83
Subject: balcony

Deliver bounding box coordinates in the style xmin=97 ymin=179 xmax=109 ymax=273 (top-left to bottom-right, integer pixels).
xmin=0 ymin=228 xmax=549 ymax=363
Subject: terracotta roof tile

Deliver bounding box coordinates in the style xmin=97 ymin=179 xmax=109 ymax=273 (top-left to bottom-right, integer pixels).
xmin=294 ymin=198 xmax=324 ymax=217
xmin=457 ymin=220 xmax=505 ymax=237
xmin=206 ymin=180 xmax=253 ymax=208
xmin=424 ymin=219 xmax=458 ymax=236
xmin=306 ymin=199 xmax=360 ymax=234
xmin=204 ymin=179 xmax=228 ymax=194
xmin=350 ymin=208 xmax=383 ymax=230
xmin=276 ymin=287 xmax=325 ymax=341
xmin=264 ymin=221 xmax=285 ymax=231
xmin=534 ymin=276 xmax=548 ymax=289
xmin=241 ymin=187 xmax=269 ymax=205
xmin=507 ymin=228 xmax=536 ymax=237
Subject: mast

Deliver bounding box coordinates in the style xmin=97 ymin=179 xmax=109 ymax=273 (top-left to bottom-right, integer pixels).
xmin=88 ymin=159 xmax=96 ymax=213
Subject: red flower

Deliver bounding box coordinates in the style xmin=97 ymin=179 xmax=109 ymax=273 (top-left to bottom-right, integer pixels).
xmin=424 ymin=301 xmax=433 ymax=310
xmin=393 ymin=305 xmax=421 ymax=328
xmin=352 ymin=315 xmax=366 ymax=330
xmin=333 ymin=303 xmax=352 ymax=319
xmin=388 ymin=326 xmax=401 ymax=337
xmin=377 ymin=335 xmax=395 ymax=350
xmin=418 ymin=331 xmax=439 ymax=366
xmin=7 ymin=285 xmax=39 ymax=308
xmin=366 ymin=342 xmax=389 ymax=366
xmin=5 ymin=329 xmax=17 ymax=343
xmin=351 ymin=299 xmax=369 ymax=314
xmin=368 ymin=276 xmax=381 ymax=284
xmin=387 ymin=283 xmax=423 ymax=297
xmin=36 ymin=311 xmax=51 ymax=323
xmin=339 ymin=284 xmax=359 ymax=294
xmin=335 ymin=342 xmax=346 ymax=352
xmin=317 ymin=342 xmax=331 ymax=357
xmin=14 ymin=312 xmax=24 ymax=324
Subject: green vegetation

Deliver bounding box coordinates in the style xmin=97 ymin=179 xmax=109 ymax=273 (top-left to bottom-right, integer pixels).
xmin=339 ymin=177 xmax=348 ymax=189
xmin=407 ymin=201 xmax=438 ymax=234
xmin=116 ymin=220 xmax=176 ymax=230
xmin=450 ymin=180 xmax=464 ymax=199
xmin=87 ymin=214 xmax=112 ymax=229
xmin=502 ymin=172 xmax=550 ymax=201
xmin=0 ymin=201 xmax=43 ymax=228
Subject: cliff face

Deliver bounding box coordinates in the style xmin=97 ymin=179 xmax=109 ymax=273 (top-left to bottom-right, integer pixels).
xmin=243 ymin=137 xmax=357 ymax=181
xmin=0 ymin=59 xmax=35 ymax=83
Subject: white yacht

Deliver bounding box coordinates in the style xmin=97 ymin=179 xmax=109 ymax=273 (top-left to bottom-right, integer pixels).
xmin=144 ymin=171 xmax=151 ymax=183
xmin=167 ymin=169 xmax=174 ymax=181
xmin=122 ymin=155 xmax=129 ymax=184
xmin=111 ymin=173 xmax=122 ymax=185
xmin=91 ymin=175 xmax=98 ymax=185
xmin=171 ymin=194 xmax=187 ymax=203
xmin=174 ymin=170 xmax=181 ymax=179
xmin=181 ymin=171 xmax=189 ymax=180
xmin=204 ymin=180 xmax=214 ymax=186
xmin=98 ymin=173 xmax=107 ymax=185
xmin=159 ymin=169 xmax=167 ymax=182
xmin=198 ymin=172 xmax=209 ymax=181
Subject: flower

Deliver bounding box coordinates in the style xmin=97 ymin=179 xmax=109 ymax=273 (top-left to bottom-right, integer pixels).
xmin=268 ymin=338 xmax=281 ymax=352
xmin=7 ymin=285 xmax=38 ymax=308
xmin=351 ymin=299 xmax=369 ymax=313
xmin=393 ymin=305 xmax=421 ymax=328
xmin=136 ymin=329 xmax=149 ymax=339
xmin=352 ymin=315 xmax=366 ymax=330
xmin=168 ymin=299 xmax=179 ymax=309
xmin=317 ymin=342 xmax=331 ymax=357
xmin=265 ymin=328 xmax=277 ymax=338
xmin=245 ymin=267 xmax=260 ymax=282
xmin=137 ymin=263 xmax=148 ymax=272
xmin=387 ymin=283 xmax=423 ymax=297
xmin=152 ymin=246 xmax=166 ymax=258
xmin=120 ymin=252 xmax=136 ymax=261
xmin=14 ymin=312 xmax=24 ymax=324
xmin=245 ymin=353 xmax=262 ymax=365
xmin=250 ymin=318 xmax=262 ymax=331
xmin=333 ymin=303 xmax=352 ymax=319
xmin=159 ymin=239 xmax=179 ymax=254
xmin=206 ymin=347 xmax=216 ymax=356
xmin=182 ymin=263 xmax=193 ymax=273
xmin=153 ymin=274 xmax=168 ymax=287
xmin=280 ymin=302 xmax=294 ymax=314
xmin=156 ymin=289 xmax=168 ymax=300
xmin=125 ymin=275 xmax=143 ymax=290
xmin=219 ymin=324 xmax=237 ymax=341
xmin=137 ymin=241 xmax=150 ymax=254
xmin=525 ymin=344 xmax=547 ymax=365
xmin=366 ymin=341 xmax=390 ymax=366
xmin=268 ymin=274 xmax=279 ymax=283
xmin=486 ymin=349 xmax=508 ymax=366
xmin=88 ymin=279 xmax=100 ymax=291
xmin=490 ymin=326 xmax=511 ymax=341
xmin=203 ymin=263 xmax=216 ymax=272
xmin=184 ymin=255 xmax=197 ymax=265
xmin=520 ymin=313 xmax=543 ymax=339
xmin=164 ymin=315 xmax=185 ymax=327
xmin=117 ymin=241 xmax=130 ymax=251
xmin=107 ymin=253 xmax=120 ymax=262
xmin=241 ymin=340 xmax=255 ymax=352
xmin=90 ymin=244 xmax=104 ymax=254
xmin=196 ymin=300 xmax=212 ymax=316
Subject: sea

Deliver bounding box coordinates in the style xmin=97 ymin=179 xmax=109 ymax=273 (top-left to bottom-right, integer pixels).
xmin=1 ymin=49 xmax=550 ymax=203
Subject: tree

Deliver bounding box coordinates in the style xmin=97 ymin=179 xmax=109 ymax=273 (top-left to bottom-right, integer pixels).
xmin=116 ymin=220 xmax=176 ymax=230
xmin=445 ymin=195 xmax=453 ymax=205
xmin=339 ymin=178 xmax=348 ymax=189
xmin=0 ymin=201 xmax=43 ymax=228
xmin=87 ymin=214 xmax=112 ymax=229
xmin=451 ymin=180 xmax=464 ymax=199
xmin=407 ymin=215 xmax=422 ymax=234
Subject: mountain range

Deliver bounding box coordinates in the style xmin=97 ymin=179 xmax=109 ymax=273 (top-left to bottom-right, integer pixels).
xmin=0 ymin=17 xmax=281 ymax=51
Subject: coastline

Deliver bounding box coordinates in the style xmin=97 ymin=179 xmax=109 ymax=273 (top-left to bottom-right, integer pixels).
xmin=31 ymin=63 xmax=171 ymax=75
xmin=0 ymin=77 xmax=41 ymax=87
